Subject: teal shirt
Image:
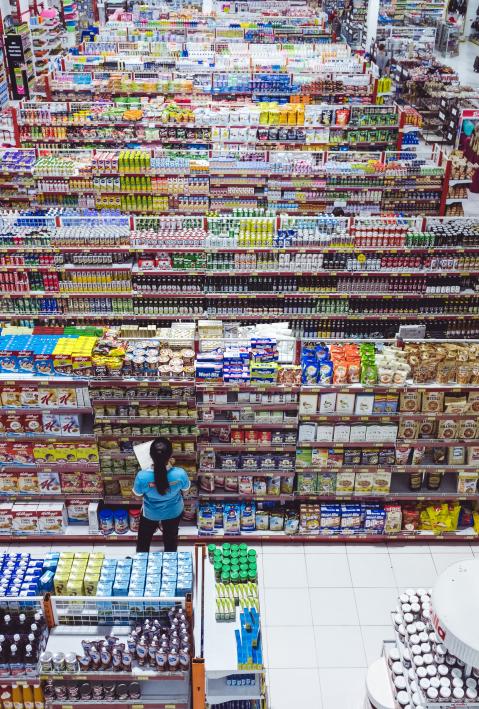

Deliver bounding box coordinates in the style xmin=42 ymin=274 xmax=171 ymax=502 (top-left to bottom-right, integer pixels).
xmin=133 ymin=466 xmax=190 ymax=521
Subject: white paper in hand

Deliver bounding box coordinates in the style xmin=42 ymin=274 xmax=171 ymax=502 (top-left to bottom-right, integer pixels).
xmin=133 ymin=440 xmax=154 ymax=469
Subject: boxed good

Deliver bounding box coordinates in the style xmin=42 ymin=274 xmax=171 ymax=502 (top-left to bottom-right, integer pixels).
xmin=372 ymin=471 xmax=392 ymax=494
xmin=4 ymin=413 xmax=23 ymax=434
xmin=354 ymin=394 xmax=374 ymax=415
xmin=0 ymin=503 xmax=13 ymax=533
xmin=336 ymin=393 xmax=355 ymax=415
xmin=1 ymin=386 xmax=21 ymax=407
xmin=400 ymin=391 xmax=421 ymax=412
xmin=42 ymin=413 xmax=61 ymax=435
xmin=349 ymin=425 xmax=367 ymax=442
xmin=315 ymin=425 xmax=333 ymax=442
xmin=38 ymin=471 xmax=61 ymax=494
xmin=319 ymin=393 xmax=336 ymax=414
xmin=422 ymin=391 xmax=444 ymax=413
xmin=297 ymin=472 xmax=317 ymax=494
xmin=336 ymin=471 xmax=355 ymax=494
xmin=37 ymin=503 xmax=67 ymax=534
xmin=0 ymin=471 xmax=17 ymax=492
xmin=61 ymin=471 xmax=83 ymax=494
xmin=60 ymin=414 xmax=81 ymax=436
xmin=340 ymin=504 xmax=361 ymax=531
xmin=299 ymin=393 xmax=318 ymax=415
xmin=12 ymin=504 xmax=39 ymax=535
xmin=448 ymin=446 xmax=465 ymax=465
xmin=319 ymin=504 xmax=341 ymax=535
xmin=317 ymin=472 xmax=336 ymax=494
xmin=364 ymin=507 xmax=386 ymax=534
xmin=333 ymin=425 xmax=350 ymax=442
xmin=10 ymin=442 xmax=34 ymax=464
xmin=298 ymin=423 xmax=316 ymax=442
xmin=38 ymin=387 xmax=58 ymax=407
xmin=355 ymin=472 xmax=374 ymax=493
xmin=17 ymin=471 xmax=39 ymax=494
xmin=22 ymin=413 xmax=42 ymax=435
xmin=457 ymin=472 xmax=479 ymax=495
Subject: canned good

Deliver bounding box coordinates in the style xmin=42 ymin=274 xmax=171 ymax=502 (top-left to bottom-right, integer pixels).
xmin=52 ymin=652 xmax=65 ymax=672
xmin=65 ymin=652 xmax=78 ymax=672
xmin=39 ymin=651 xmax=53 ymax=672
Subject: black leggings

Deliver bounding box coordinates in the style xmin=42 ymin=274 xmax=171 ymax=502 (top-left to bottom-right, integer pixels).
xmin=136 ymin=514 xmax=181 ymax=553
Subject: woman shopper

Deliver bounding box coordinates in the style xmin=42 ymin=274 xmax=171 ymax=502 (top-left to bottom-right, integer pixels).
xmin=133 ymin=437 xmax=190 ymax=552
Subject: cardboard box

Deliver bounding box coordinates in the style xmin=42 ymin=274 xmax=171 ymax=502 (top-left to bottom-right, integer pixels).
xmin=299 ymin=393 xmax=318 ymax=415
xmin=354 ymin=394 xmax=374 ymax=415
xmin=38 ymin=471 xmax=61 ymax=494
xmin=0 ymin=503 xmax=13 ymax=533
xmin=17 ymin=471 xmax=39 ymax=494
xmin=316 ymin=425 xmax=334 ymax=442
xmin=0 ymin=471 xmax=17 ymax=493
xmin=335 ymin=393 xmax=355 ymax=415
xmin=37 ymin=502 xmax=67 ymax=534
xmin=355 ymin=471 xmax=374 ymax=494
xmin=12 ymin=504 xmax=38 ymax=535
xmin=333 ymin=425 xmax=350 ymax=443
xmin=336 ymin=471 xmax=355 ymax=493
xmin=319 ymin=393 xmax=336 ymax=414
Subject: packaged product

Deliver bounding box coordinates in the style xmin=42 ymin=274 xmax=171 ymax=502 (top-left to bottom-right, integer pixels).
xmin=402 ymin=507 xmax=421 ymax=531
xmin=457 ymin=472 xmax=479 ymax=495
xmin=214 ymin=502 xmax=224 ymax=529
xmin=253 ymin=477 xmax=267 ymax=496
xmin=214 ymin=475 xmax=225 ymax=489
xmin=319 ymin=392 xmax=336 ymax=413
xmin=411 ymin=447 xmax=425 ymax=466
xmin=280 ymin=475 xmax=294 ymax=494
xmin=372 ymin=471 xmax=391 ymax=494
xmin=0 ymin=471 xmax=17 ymax=492
xmin=319 ymin=504 xmax=341 ymax=535
xmin=422 ymin=391 xmax=444 ymax=413
xmin=340 ymin=504 xmax=361 ymax=531
xmin=298 ymin=393 xmax=318 ymax=415
xmin=467 ymin=447 xmax=479 ymax=465
xmin=238 ymin=476 xmax=253 ymax=495
xmin=299 ymin=504 xmax=320 ymax=534
xmin=199 ymin=474 xmax=215 ymax=492
xmin=444 ymin=395 xmax=468 ymax=413
xmin=384 ymin=504 xmax=402 ymax=534
xmin=255 ymin=508 xmax=269 ymax=530
xmin=354 ymin=394 xmax=374 ymax=415
xmin=363 ymin=507 xmax=386 ymax=534
xmin=420 ymin=503 xmax=460 ymax=533
xmin=468 ymin=391 xmax=479 ymax=413
xmin=267 ymin=476 xmax=281 ymax=495
xmin=198 ymin=504 xmax=215 ymax=533
xmin=395 ymin=446 xmax=411 ymax=465
xmin=400 ymin=391 xmax=421 ymax=413
xmin=418 ymin=417 xmax=435 ymax=438
xmin=240 ymin=502 xmax=256 ymax=531
xmin=398 ymin=418 xmax=419 ymax=440
xmin=437 ymin=419 xmax=457 ymax=440
xmin=284 ymin=509 xmax=299 ymax=535
xmin=297 ymin=473 xmax=318 ymax=494
xmin=298 ymin=423 xmax=317 ymax=441
xmin=336 ymin=470 xmax=356 ymax=494
xmin=458 ymin=504 xmax=474 ymax=529
xmin=355 ymin=472 xmax=374 ymax=493
xmin=447 ymin=446 xmax=465 ymax=465
xmin=458 ymin=419 xmax=477 ymax=439
xmin=223 ymin=504 xmax=241 ymax=535
xmin=295 ymin=448 xmax=313 ymax=468
xmin=317 ymin=472 xmax=336 ymax=494
xmin=269 ymin=510 xmax=284 ymax=531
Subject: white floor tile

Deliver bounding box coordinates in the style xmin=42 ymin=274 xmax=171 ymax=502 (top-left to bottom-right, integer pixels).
xmin=268 ymin=668 xmax=322 ymax=709
xmin=432 ymin=552 xmax=474 ymax=576
xmin=262 ymin=543 xmax=304 ymax=554
xmin=310 ymin=588 xmax=359 ymax=625
xmin=361 ymin=626 xmax=393 ymax=666
xmin=267 ymin=626 xmax=317 ymax=669
xmin=315 ymin=627 xmax=366 ymax=668
xmin=319 ymin=668 xmax=366 ymax=709
xmin=304 ymin=543 xmax=347 ymax=554
xmin=347 ymin=543 xmax=389 ymax=554
xmin=264 ymin=588 xmax=312 ymax=626
xmin=306 ymin=554 xmax=352 ymax=587
xmin=429 ymin=543 xmax=473 ymax=554
xmin=354 ymin=587 xmax=398 ymax=625
xmin=388 ymin=543 xmax=432 ymax=554
xmin=348 ymin=554 xmax=396 ymax=588
xmin=391 ymin=554 xmax=438 ymax=588
xmin=263 ymin=553 xmax=308 ymax=588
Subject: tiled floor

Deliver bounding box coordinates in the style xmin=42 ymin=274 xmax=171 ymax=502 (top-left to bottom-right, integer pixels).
xmin=259 ymin=541 xmax=476 ymax=709
xmin=10 ymin=540 xmax=476 ymax=708
xmin=437 ymin=39 xmax=479 ymax=88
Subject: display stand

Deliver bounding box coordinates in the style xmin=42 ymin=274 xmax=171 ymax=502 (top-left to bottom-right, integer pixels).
xmin=431 ymin=559 xmax=479 ymax=670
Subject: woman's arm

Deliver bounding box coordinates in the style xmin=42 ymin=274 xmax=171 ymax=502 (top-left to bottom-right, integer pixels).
xmin=132 ymin=471 xmax=145 ymax=498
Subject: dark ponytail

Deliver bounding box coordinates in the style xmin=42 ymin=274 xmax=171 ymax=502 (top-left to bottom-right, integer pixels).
xmin=150 ymin=437 xmax=173 ymax=495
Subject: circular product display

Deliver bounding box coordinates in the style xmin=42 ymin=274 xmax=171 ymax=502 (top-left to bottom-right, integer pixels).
xmin=431 ymin=559 xmax=479 ymax=668
xmin=366 ymin=657 xmax=395 ymax=709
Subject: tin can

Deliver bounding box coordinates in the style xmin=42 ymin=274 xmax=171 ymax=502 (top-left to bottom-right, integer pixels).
xmin=65 ymin=652 xmax=78 ymax=672
xmin=39 ymin=651 xmax=53 ymax=672
xmin=52 ymin=652 xmax=65 ymax=672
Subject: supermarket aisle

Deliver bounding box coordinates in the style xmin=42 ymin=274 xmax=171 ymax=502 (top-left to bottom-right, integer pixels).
xmin=438 ymin=39 xmax=479 ymax=87
xmin=8 ymin=540 xmax=475 ymax=708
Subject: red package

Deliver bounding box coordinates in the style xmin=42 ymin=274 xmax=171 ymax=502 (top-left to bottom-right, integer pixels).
xmin=22 ymin=413 xmax=43 ymax=435
xmin=231 ymin=430 xmax=245 ymax=445
xmin=4 ymin=413 xmax=24 ymax=434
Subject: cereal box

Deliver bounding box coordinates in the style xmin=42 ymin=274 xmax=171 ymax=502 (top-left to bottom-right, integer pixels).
xmin=33 ymin=443 xmax=57 ymax=463
xmin=19 ymin=386 xmax=38 ymax=407
xmin=4 ymin=413 xmax=24 ymax=435
xmin=60 ymin=414 xmax=81 ymax=436
xmin=11 ymin=504 xmax=39 ymax=534
xmin=0 ymin=471 xmax=17 ymax=493
xmin=81 ymin=473 xmax=103 ymax=495
xmin=76 ymin=443 xmax=99 ymax=463
xmin=37 ymin=503 xmax=67 ymax=534
xmin=38 ymin=471 xmax=61 ymax=494
xmin=22 ymin=413 xmax=43 ymax=435
xmin=0 ymin=386 xmax=21 ymax=407
xmin=42 ymin=413 xmax=62 ymax=435
xmin=60 ymin=471 xmax=82 ymax=494
xmin=38 ymin=387 xmax=58 ymax=407
xmin=0 ymin=503 xmax=13 ymax=533
xmin=10 ymin=442 xmax=34 ymax=464
xmin=336 ymin=471 xmax=355 ymax=494
xmin=17 ymin=471 xmax=39 ymax=494
xmin=57 ymin=388 xmax=77 ymax=407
